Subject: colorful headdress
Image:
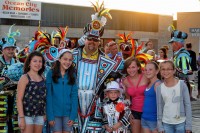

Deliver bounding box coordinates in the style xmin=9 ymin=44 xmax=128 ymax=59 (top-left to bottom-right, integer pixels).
xmin=78 ymin=0 xmax=112 ymax=46
xmin=168 ymin=24 xmax=188 ymax=44
xmin=0 ymin=24 xmax=20 ymax=50
xmin=118 ymin=32 xmax=152 ymax=69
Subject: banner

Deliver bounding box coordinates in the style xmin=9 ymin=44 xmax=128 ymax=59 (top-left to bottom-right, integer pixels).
xmin=0 ymin=0 xmax=41 ymax=20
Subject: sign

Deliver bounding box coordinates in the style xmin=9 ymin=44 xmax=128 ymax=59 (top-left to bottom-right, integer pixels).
xmin=190 ymin=28 xmax=200 ymax=37
xmin=190 ymin=28 xmax=200 ymax=33
xmin=0 ymin=0 xmax=41 ymax=20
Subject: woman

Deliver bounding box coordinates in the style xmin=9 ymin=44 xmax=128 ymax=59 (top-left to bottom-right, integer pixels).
xmin=17 ymin=51 xmax=46 ymax=133
xmin=46 ymin=49 xmax=78 ymax=133
xmin=123 ymin=57 xmax=149 ymax=133
xmin=156 ymin=60 xmax=192 ymax=133
xmin=157 ymin=48 xmax=168 ymax=62
xmin=142 ymin=61 xmax=161 ymax=133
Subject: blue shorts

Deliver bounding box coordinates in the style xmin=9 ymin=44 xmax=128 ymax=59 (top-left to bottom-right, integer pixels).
xmin=141 ymin=118 xmax=157 ymax=131
xmin=52 ymin=117 xmax=72 ymax=132
xmin=18 ymin=116 xmax=44 ymax=125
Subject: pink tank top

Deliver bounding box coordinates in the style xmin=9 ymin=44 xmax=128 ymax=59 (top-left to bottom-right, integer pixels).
xmin=126 ymin=74 xmax=147 ymax=112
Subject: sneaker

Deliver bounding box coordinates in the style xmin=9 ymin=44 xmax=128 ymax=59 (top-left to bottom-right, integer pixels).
xmin=190 ymin=97 xmax=197 ymax=101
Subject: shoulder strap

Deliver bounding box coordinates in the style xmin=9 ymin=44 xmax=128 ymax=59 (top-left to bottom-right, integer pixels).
xmin=26 ymin=74 xmax=31 ymax=81
xmin=136 ymin=74 xmax=143 ymax=88
xmin=127 ymin=76 xmax=135 ymax=87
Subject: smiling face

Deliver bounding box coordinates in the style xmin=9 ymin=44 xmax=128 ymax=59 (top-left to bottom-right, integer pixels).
xmin=144 ymin=63 xmax=159 ymax=79
xmin=84 ymin=37 xmax=100 ymax=53
xmin=3 ymin=47 xmax=15 ymax=59
xmin=160 ymin=61 xmax=175 ymax=79
xmin=127 ymin=61 xmax=139 ymax=77
xmin=29 ymin=56 xmax=43 ymax=72
xmin=59 ymin=52 xmax=73 ymax=71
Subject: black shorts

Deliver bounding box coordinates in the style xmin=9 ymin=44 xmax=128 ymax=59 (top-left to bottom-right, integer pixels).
xmin=131 ymin=110 xmax=142 ymax=120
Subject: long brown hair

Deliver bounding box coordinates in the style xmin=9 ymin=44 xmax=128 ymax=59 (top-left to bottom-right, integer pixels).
xmin=123 ymin=57 xmax=142 ymax=75
xmin=24 ymin=51 xmax=45 ymax=75
xmin=52 ymin=51 xmax=75 ymax=85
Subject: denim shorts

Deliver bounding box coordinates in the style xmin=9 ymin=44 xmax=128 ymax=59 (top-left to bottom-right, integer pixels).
xmin=141 ymin=118 xmax=157 ymax=131
xmin=163 ymin=122 xmax=185 ymax=133
xmin=51 ymin=117 xmax=72 ymax=132
xmin=18 ymin=116 xmax=44 ymax=125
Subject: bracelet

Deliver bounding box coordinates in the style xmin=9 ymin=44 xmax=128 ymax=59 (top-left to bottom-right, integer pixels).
xmin=19 ymin=116 xmax=25 ymax=118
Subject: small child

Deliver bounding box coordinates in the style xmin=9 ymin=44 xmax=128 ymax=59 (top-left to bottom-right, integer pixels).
xmin=102 ymin=81 xmax=131 ymax=133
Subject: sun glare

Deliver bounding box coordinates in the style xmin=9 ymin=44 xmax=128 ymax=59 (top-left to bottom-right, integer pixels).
xmin=31 ymin=0 xmax=200 ymax=20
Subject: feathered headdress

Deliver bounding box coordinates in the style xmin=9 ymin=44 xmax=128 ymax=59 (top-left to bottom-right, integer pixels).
xmin=78 ymin=0 xmax=112 ymax=46
xmin=0 ymin=24 xmax=20 ymax=50
xmin=118 ymin=32 xmax=152 ymax=69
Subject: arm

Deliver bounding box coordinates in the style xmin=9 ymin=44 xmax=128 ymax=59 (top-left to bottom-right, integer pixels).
xmin=182 ymin=81 xmax=192 ymax=131
xmin=156 ymin=84 xmax=165 ymax=132
xmin=16 ymin=75 xmax=29 ymax=130
xmin=46 ymin=70 xmax=55 ymax=121
xmin=69 ymin=81 xmax=78 ymax=121
xmin=122 ymin=78 xmax=130 ymax=100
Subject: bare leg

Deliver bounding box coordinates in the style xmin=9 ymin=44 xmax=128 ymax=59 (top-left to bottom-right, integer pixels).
xmin=22 ymin=124 xmax=34 ymax=133
xmin=33 ymin=124 xmax=43 ymax=133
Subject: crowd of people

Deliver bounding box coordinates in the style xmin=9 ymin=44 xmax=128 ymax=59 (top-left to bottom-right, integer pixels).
xmin=0 ymin=1 xmax=199 ymax=133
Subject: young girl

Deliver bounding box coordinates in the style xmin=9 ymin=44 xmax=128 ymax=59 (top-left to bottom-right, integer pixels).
xmin=156 ymin=60 xmax=192 ymax=133
xmin=17 ymin=51 xmax=46 ymax=133
xmin=46 ymin=49 xmax=78 ymax=133
xmin=142 ymin=61 xmax=161 ymax=133
xmin=122 ymin=57 xmax=149 ymax=133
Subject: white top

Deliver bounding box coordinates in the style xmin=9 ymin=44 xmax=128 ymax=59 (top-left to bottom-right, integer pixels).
xmin=161 ymin=80 xmax=186 ymax=124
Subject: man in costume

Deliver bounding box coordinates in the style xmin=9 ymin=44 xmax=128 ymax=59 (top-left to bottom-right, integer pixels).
xmin=0 ymin=25 xmax=20 ymax=76
xmin=168 ymin=30 xmax=195 ymax=101
xmin=72 ymin=1 xmax=121 ymax=132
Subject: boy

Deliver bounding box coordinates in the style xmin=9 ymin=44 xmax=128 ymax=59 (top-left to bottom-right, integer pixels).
xmin=102 ymin=81 xmax=131 ymax=133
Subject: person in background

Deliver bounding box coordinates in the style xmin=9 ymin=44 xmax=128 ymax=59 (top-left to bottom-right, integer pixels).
xmin=162 ymin=45 xmax=169 ymax=56
xmin=142 ymin=61 xmax=161 ymax=133
xmin=157 ymin=48 xmax=168 ymax=62
xmin=108 ymin=41 xmax=122 ymax=59
xmin=168 ymin=30 xmax=195 ymax=101
xmin=17 ymin=51 xmax=46 ymax=133
xmin=143 ymin=41 xmax=154 ymax=53
xmin=186 ymin=43 xmax=198 ymax=81
xmin=147 ymin=50 xmax=156 ymax=61
xmin=197 ymin=53 xmax=200 ymax=98
xmin=46 ymin=49 xmax=78 ymax=133
xmin=102 ymin=81 xmax=131 ymax=133
xmin=122 ymin=57 xmax=149 ymax=133
xmin=103 ymin=43 xmax=110 ymax=55
xmin=156 ymin=60 xmax=192 ymax=133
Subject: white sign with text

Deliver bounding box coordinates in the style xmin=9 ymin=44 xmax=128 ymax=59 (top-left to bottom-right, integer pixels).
xmin=0 ymin=0 xmax=41 ymax=20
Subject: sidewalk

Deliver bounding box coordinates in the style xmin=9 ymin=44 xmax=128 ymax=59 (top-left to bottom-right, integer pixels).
xmin=191 ymin=83 xmax=200 ymax=133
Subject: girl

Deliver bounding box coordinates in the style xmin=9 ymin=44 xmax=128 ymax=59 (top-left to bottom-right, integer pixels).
xmin=46 ymin=49 xmax=78 ymax=133
xmin=17 ymin=51 xmax=46 ymax=133
xmin=156 ymin=60 xmax=192 ymax=133
xmin=123 ymin=57 xmax=149 ymax=133
xmin=142 ymin=61 xmax=161 ymax=133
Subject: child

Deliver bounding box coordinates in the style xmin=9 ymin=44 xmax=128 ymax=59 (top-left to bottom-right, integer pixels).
xmin=17 ymin=51 xmax=46 ymax=133
xmin=46 ymin=49 xmax=78 ymax=133
xmin=103 ymin=80 xmax=131 ymax=133
xmin=156 ymin=60 xmax=192 ymax=133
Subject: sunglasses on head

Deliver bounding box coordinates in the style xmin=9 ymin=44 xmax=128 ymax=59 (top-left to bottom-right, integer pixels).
xmin=86 ymin=37 xmax=100 ymax=42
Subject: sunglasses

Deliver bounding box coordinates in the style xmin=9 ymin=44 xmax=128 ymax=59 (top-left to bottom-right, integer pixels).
xmin=86 ymin=37 xmax=100 ymax=42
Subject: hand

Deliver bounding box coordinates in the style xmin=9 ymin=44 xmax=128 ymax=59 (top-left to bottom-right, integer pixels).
xmin=112 ymin=122 xmax=122 ymax=131
xmin=49 ymin=121 xmax=55 ymax=127
xmin=186 ymin=130 xmax=191 ymax=133
xmin=67 ymin=120 xmax=74 ymax=126
xmin=19 ymin=118 xmax=26 ymax=132
xmin=129 ymin=114 xmax=135 ymax=125
xmin=105 ymin=125 xmax=113 ymax=132
xmin=43 ymin=115 xmax=47 ymax=121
